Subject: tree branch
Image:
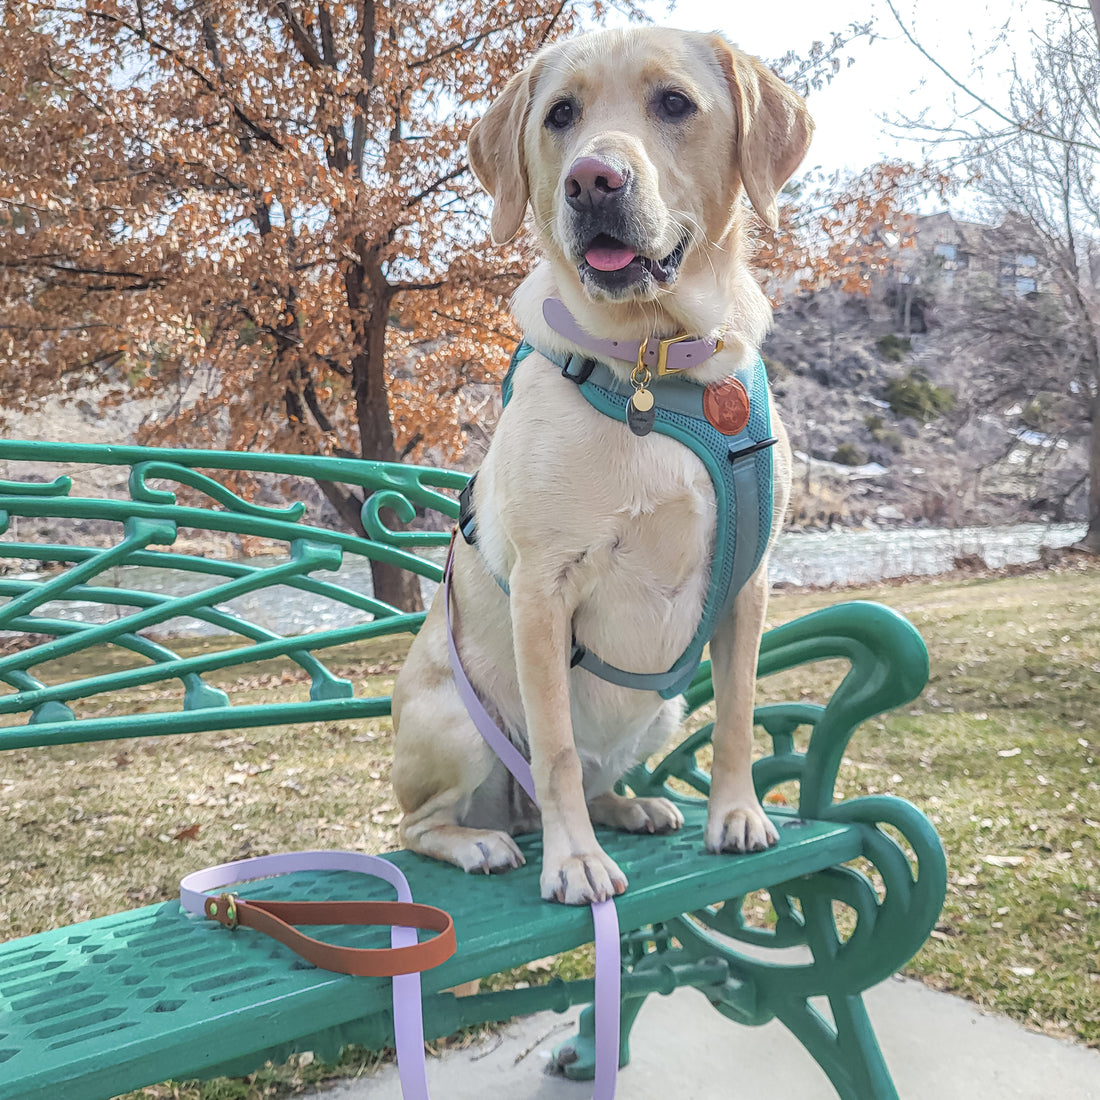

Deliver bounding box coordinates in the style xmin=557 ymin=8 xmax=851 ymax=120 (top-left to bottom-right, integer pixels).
xmin=538 ymin=0 xmax=570 ymax=47
xmin=883 ymin=0 xmax=1100 ymax=155
xmin=351 ymin=0 xmax=377 ymax=176
xmin=274 ymin=0 xmax=324 ymax=68
xmin=391 ymin=279 xmax=446 ymax=292
xmin=409 ymin=14 xmax=532 ymax=68
xmin=315 ymin=478 xmax=368 ymax=536
xmin=81 ymin=7 xmax=285 ymax=150
xmin=403 ymin=163 xmax=468 ymax=208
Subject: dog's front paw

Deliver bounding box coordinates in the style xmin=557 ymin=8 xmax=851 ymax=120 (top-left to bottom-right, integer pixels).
xmin=541 ymin=850 xmax=628 ymax=905
xmin=451 ymin=829 xmax=527 ymax=874
xmin=704 ymin=800 xmax=779 ymax=854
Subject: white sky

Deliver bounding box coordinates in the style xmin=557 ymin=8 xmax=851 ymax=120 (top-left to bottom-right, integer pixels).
xmin=615 ymin=0 xmax=1042 ymax=180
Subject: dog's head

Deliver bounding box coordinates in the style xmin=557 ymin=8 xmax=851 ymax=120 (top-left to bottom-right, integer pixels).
xmin=469 ymin=28 xmax=813 ymax=312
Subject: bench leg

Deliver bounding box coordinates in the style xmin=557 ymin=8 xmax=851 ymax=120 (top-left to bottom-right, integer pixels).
xmin=550 ymin=938 xmax=709 ymax=1080
xmin=774 ymin=992 xmax=898 ymax=1100
xmin=552 ymin=984 xmax=897 ymax=1099
xmin=551 ymin=960 xmax=658 ymax=1079
xmin=551 ymin=995 xmax=642 ymax=1079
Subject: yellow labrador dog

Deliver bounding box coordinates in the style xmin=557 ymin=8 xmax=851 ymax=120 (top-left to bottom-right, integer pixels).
xmin=391 ymin=27 xmax=812 ymax=906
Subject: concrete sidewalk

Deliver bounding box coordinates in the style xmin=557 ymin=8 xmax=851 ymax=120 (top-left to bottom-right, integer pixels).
xmin=309 ymin=976 xmax=1100 ymax=1099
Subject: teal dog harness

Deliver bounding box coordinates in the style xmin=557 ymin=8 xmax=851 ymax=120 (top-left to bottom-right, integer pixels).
xmin=460 ymin=320 xmax=776 ymax=700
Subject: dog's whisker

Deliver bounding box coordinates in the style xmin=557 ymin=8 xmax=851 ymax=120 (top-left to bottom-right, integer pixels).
xmin=673 ymin=210 xmax=725 ymax=284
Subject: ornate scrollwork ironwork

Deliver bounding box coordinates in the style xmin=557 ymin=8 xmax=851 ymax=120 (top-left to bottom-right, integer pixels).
xmin=360 ymin=466 xmax=468 ymax=546
xmin=129 ymin=462 xmax=307 ymax=520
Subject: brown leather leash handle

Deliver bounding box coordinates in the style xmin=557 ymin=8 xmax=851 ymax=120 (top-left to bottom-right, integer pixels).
xmin=204 ymin=894 xmax=456 ymax=977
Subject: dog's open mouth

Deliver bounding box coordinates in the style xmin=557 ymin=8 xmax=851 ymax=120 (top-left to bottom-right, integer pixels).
xmin=579 ymin=234 xmax=688 ymax=290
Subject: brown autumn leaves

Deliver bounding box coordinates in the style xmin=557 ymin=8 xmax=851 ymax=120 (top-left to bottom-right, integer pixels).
xmin=0 ymin=1 xmax=915 ymax=474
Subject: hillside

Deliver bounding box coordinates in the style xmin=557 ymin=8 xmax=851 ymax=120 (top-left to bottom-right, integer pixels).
xmin=762 ymin=286 xmax=1090 ymax=531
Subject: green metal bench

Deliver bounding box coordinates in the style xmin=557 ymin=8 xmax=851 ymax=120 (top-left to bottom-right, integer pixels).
xmin=0 ymin=439 xmax=946 ymax=1100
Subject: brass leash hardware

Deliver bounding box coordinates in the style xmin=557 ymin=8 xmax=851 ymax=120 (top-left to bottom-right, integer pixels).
xmin=206 ymin=892 xmax=240 ymax=929
xmin=630 ymin=364 xmax=653 ymax=411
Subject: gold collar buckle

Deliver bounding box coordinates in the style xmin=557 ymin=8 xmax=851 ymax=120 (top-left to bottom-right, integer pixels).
xmin=641 ymin=333 xmax=725 ymax=377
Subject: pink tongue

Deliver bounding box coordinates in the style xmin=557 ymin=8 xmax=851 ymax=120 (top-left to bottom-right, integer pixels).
xmin=585 ymin=244 xmax=638 ymax=271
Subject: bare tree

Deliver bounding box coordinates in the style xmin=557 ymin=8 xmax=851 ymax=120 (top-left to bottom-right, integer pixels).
xmin=886 ymin=0 xmax=1100 ymax=550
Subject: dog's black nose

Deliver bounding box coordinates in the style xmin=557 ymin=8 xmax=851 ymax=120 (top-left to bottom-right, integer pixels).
xmin=565 ymin=157 xmax=627 ymax=210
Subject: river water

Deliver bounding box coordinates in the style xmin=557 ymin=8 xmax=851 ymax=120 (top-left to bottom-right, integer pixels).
xmin=40 ymin=521 xmax=1084 ymax=638
xmin=770 ymin=521 xmax=1086 ymax=588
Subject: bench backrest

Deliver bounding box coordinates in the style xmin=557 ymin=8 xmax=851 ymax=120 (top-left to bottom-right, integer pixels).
xmin=0 ymin=440 xmax=464 ymax=751
xmin=0 ymin=439 xmax=929 ymax=821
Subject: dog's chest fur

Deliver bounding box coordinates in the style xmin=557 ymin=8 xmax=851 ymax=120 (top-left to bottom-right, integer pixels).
xmin=475 ymin=354 xmax=716 ymax=727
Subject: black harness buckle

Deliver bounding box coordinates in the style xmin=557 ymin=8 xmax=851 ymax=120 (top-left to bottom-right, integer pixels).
xmin=728 ymin=436 xmax=778 ymax=464
xmin=458 ymin=473 xmax=478 ymax=546
xmin=561 ymin=355 xmax=597 ymax=386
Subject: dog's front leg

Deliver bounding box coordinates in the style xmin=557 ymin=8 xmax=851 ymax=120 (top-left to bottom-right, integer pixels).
xmin=704 ymin=567 xmax=780 ymax=853
xmin=509 ymin=563 xmax=628 ymax=904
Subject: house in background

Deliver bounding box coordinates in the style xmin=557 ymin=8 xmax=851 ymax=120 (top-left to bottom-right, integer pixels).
xmin=882 ymin=211 xmax=1049 ymax=334
xmin=907 ymin=211 xmax=1045 ymax=295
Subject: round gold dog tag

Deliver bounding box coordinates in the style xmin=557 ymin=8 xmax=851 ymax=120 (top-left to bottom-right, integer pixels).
xmin=630 ymin=388 xmax=654 ymax=412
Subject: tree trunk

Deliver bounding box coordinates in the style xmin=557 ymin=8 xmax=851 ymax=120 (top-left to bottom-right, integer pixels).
xmin=344 ymin=250 xmax=424 ymax=613
xmin=316 ymin=477 xmax=425 ymax=613
xmin=369 ymin=543 xmax=426 ymax=614
xmin=1084 ymin=392 xmax=1100 ymax=554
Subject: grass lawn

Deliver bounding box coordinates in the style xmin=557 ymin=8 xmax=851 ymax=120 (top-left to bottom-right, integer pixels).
xmin=1 ymin=561 xmax=1097 ymax=1098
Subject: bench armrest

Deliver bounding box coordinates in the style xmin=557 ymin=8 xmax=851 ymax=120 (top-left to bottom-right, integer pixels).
xmin=633 ymin=601 xmax=929 ymax=819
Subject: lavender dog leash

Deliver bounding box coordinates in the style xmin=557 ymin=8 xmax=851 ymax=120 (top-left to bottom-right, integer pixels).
xmin=443 ymin=539 xmax=621 ymax=1100
xmin=181 ymin=851 xmax=434 ymax=1100
xmin=182 ymin=544 xmax=621 ymax=1100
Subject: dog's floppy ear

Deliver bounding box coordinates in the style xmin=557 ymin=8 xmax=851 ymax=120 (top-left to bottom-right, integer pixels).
xmin=468 ymin=64 xmax=538 ymax=245
xmin=711 ymin=37 xmax=813 ymax=230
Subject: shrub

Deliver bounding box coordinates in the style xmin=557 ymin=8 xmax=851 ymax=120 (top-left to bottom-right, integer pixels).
xmin=876 ymin=333 xmax=912 ymax=362
xmin=865 ymin=414 xmax=905 ymax=451
xmin=884 ymin=370 xmax=955 ymax=423
xmin=1019 ymin=395 xmax=1057 ymax=431
xmin=831 ymin=442 xmax=867 ymax=466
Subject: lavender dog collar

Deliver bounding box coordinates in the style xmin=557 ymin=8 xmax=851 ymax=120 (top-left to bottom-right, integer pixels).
xmin=543 ymin=297 xmax=723 ymax=374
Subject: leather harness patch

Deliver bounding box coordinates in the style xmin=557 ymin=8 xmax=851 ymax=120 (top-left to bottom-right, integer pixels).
xmin=703 ymin=377 xmax=751 ymax=435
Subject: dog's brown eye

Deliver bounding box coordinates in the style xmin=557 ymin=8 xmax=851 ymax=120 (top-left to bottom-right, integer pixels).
xmin=657 ymin=90 xmax=695 ymax=120
xmin=545 ymin=100 xmax=576 ymax=131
